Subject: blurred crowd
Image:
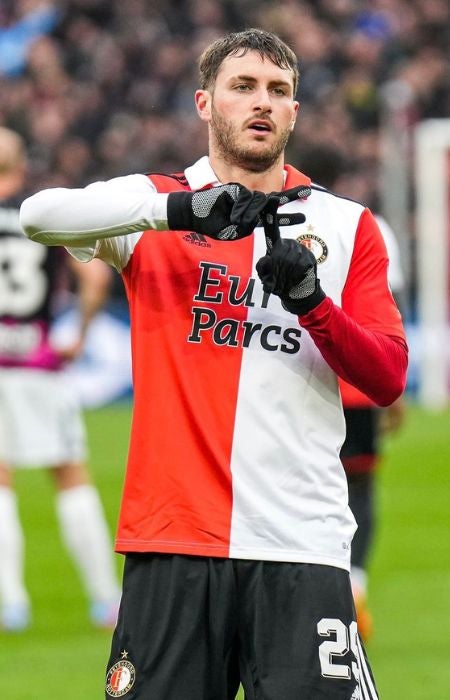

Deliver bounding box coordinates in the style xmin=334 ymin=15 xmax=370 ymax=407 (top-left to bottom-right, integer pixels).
xmin=0 ymin=0 xmax=449 ymax=263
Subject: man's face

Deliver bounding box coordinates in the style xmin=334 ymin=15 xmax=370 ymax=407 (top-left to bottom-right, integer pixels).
xmin=197 ymin=50 xmax=299 ymax=172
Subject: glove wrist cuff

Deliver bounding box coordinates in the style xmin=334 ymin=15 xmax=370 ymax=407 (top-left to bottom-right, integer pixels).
xmin=167 ymin=191 xmax=193 ymax=231
xmin=281 ymin=282 xmax=326 ymax=316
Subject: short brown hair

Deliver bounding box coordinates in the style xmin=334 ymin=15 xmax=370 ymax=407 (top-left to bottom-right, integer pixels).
xmin=198 ymin=28 xmax=299 ymax=96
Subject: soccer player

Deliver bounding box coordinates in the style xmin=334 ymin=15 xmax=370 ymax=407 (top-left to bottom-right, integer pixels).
xmin=20 ymin=29 xmax=407 ymax=699
xmin=0 ymin=127 xmax=121 ymax=631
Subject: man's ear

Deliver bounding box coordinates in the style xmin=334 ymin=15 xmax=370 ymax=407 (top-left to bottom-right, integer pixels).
xmin=195 ymin=89 xmax=212 ymax=122
xmin=290 ymin=101 xmax=300 ymax=131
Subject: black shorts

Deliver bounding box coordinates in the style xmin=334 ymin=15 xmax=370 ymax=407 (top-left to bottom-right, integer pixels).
xmin=105 ymin=554 xmax=378 ymax=700
xmin=341 ymin=408 xmax=380 ymax=460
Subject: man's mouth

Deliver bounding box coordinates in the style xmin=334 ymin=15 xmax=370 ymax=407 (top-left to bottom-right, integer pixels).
xmin=247 ymin=120 xmax=273 ymax=133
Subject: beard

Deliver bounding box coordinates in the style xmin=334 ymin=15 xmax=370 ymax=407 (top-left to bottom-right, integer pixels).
xmin=210 ymin=104 xmax=292 ymax=173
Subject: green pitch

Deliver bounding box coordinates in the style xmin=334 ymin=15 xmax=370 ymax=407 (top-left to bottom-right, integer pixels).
xmin=3 ymin=402 xmax=450 ymax=699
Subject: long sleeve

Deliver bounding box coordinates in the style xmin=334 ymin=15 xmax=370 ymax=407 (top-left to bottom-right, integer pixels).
xmin=19 ymin=174 xmax=170 ymax=246
xmin=300 ymin=297 xmax=407 ymax=406
xmin=299 ymin=208 xmax=408 ymax=406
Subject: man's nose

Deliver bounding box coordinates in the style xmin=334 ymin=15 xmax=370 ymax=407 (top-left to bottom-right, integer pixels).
xmin=252 ymin=88 xmax=272 ymax=112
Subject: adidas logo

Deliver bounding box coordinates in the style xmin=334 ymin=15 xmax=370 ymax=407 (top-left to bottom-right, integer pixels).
xmin=350 ymin=686 xmax=361 ymax=700
xmin=183 ymin=232 xmax=211 ymax=248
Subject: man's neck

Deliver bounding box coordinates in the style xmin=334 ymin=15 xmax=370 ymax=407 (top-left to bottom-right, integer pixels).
xmin=208 ymin=152 xmax=286 ymax=193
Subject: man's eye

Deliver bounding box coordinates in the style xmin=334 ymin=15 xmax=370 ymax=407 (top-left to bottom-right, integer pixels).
xmin=235 ymin=84 xmax=251 ymax=91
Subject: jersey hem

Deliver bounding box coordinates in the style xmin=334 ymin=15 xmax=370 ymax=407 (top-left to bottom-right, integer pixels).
xmin=115 ymin=540 xmax=350 ymax=570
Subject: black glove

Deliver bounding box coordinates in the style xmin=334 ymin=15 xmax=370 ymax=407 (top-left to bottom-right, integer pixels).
xmin=260 ymin=184 xmax=311 ymax=252
xmin=167 ymin=184 xmax=304 ymax=241
xmin=256 ymin=184 xmax=325 ymax=315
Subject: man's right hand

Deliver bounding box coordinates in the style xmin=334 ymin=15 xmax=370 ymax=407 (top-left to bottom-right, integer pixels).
xmin=167 ymin=184 xmax=304 ymax=240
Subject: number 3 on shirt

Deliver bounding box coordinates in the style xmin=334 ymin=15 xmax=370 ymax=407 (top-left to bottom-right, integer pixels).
xmin=0 ymin=237 xmax=47 ymax=316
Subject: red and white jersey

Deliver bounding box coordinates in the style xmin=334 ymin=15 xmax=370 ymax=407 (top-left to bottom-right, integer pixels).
xmin=55 ymin=157 xmax=405 ymax=569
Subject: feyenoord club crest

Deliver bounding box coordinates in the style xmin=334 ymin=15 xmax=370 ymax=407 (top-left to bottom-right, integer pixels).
xmin=297 ymin=226 xmax=328 ymax=264
xmin=106 ymin=651 xmax=136 ymax=697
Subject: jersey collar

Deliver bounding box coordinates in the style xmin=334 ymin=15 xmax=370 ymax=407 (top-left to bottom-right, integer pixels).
xmin=184 ymin=156 xmax=311 ymax=193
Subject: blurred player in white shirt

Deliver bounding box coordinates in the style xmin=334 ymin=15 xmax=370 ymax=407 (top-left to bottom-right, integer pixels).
xmin=0 ymin=127 xmax=121 ymax=631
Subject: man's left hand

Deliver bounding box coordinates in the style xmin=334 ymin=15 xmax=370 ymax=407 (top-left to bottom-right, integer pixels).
xmin=256 ymin=189 xmax=326 ymax=315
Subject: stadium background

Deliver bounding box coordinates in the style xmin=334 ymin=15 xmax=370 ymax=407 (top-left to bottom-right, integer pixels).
xmin=1 ymin=1 xmax=449 ymax=698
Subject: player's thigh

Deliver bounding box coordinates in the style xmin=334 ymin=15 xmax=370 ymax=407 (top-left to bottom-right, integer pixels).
xmin=49 ymin=461 xmax=91 ymax=490
xmin=237 ymin=561 xmax=378 ymax=700
xmin=105 ymin=554 xmax=240 ymax=700
xmin=0 ymin=461 xmax=12 ymax=486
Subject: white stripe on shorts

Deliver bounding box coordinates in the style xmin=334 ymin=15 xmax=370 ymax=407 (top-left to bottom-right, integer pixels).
xmin=356 ymin=635 xmax=379 ymax=700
